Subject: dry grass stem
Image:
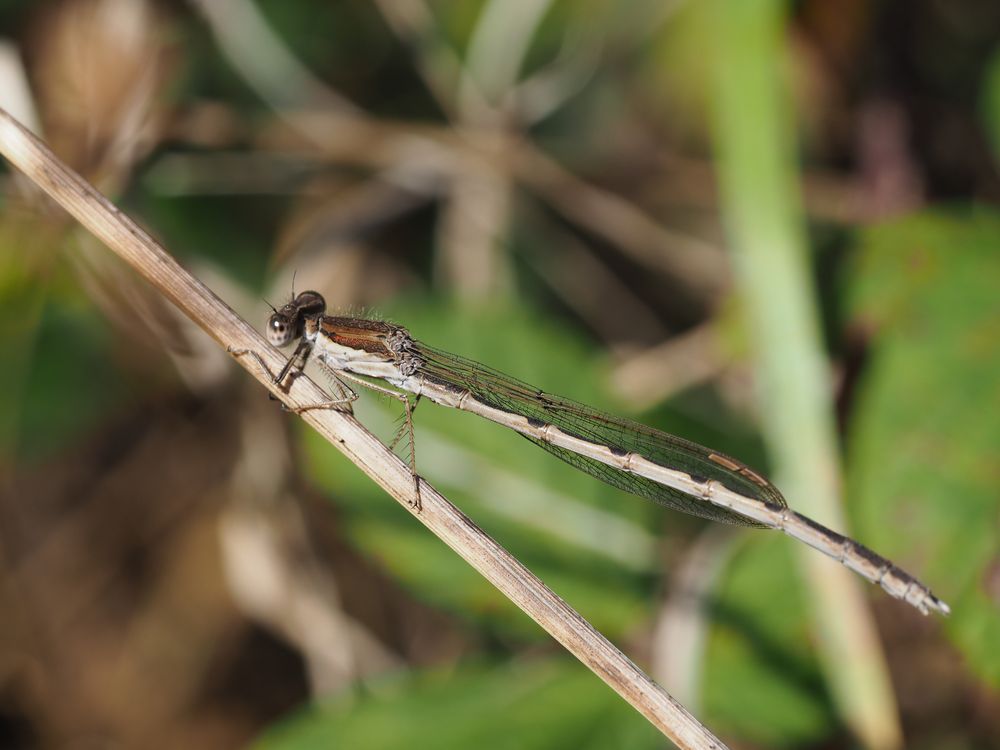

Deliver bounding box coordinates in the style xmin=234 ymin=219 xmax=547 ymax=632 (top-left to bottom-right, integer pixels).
xmin=0 ymin=106 xmax=728 ymax=750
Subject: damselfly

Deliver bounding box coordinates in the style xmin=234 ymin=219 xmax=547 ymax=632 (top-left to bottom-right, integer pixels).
xmin=236 ymin=290 xmax=949 ymax=617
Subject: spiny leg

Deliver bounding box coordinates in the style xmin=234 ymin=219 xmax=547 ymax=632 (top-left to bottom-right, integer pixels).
xmin=230 ymin=344 xmax=356 ymax=413
xmin=286 ymin=384 xmax=358 ymax=414
xmin=335 ymin=371 xmax=422 ymax=511
xmin=231 ymin=345 xmax=422 ymax=510
xmin=229 ymin=339 xmax=312 ymax=389
xmin=389 ymin=395 xmax=422 ymax=451
xmin=228 ymin=345 xmax=295 ymax=410
xmin=228 ymin=345 xmax=280 ymax=382
xmin=323 ymin=366 xmax=358 ymax=416
xmin=288 ymin=365 xmax=359 ymax=414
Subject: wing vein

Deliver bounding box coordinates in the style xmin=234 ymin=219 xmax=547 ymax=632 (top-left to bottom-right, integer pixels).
xmin=412 ymin=342 xmax=785 ymax=527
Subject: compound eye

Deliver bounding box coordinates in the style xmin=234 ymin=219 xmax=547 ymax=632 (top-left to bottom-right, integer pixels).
xmin=266 ymin=314 xmax=295 ymax=346
xmin=294 ymin=290 xmax=326 ymax=316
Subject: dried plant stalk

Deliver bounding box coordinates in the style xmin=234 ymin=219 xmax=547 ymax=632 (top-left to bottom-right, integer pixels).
xmin=0 ymin=107 xmax=727 ymax=750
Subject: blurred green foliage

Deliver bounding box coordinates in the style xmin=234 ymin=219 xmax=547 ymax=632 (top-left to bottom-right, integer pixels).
xmin=704 ymin=537 xmax=832 ymax=745
xmin=255 ymin=659 xmax=662 ymax=750
xmin=846 ymin=208 xmax=1000 ymax=686
xmin=0 ymin=243 xmax=130 ymax=462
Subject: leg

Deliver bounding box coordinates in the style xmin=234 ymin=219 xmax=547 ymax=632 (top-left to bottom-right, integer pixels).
xmin=229 ymin=339 xmax=312 ymax=388
xmin=320 ymin=365 xmax=359 ymax=416
xmin=230 ymin=344 xmax=357 ymax=413
xmin=288 ymin=364 xmax=359 ymax=414
xmin=287 ymin=390 xmax=357 ymax=414
xmin=231 ymin=346 xmax=422 ymax=510
xmin=389 ymin=394 xmax=422 ymax=451
xmin=335 ymin=372 xmax=422 ymax=511
xmin=229 ymin=345 xmax=280 ymax=382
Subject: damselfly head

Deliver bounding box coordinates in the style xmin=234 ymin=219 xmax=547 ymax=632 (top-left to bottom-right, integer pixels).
xmin=266 ymin=291 xmax=326 ymax=347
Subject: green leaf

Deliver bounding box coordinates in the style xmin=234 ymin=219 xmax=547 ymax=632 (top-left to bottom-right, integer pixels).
xmin=981 ymin=45 xmax=1000 ymax=163
xmin=253 ymin=659 xmax=662 ymax=750
xmin=703 ymin=535 xmax=835 ymax=745
xmin=844 ymin=207 xmax=1000 ymax=686
xmin=0 ymin=250 xmax=130 ymax=462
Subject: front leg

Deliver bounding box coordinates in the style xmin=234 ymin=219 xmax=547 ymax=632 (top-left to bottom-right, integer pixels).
xmin=228 ymin=345 xmax=293 ymax=411
xmin=230 ymin=342 xmax=356 ymax=413
xmin=229 ymin=345 xmax=280 ymax=383
xmin=229 ymin=339 xmax=313 ymax=390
